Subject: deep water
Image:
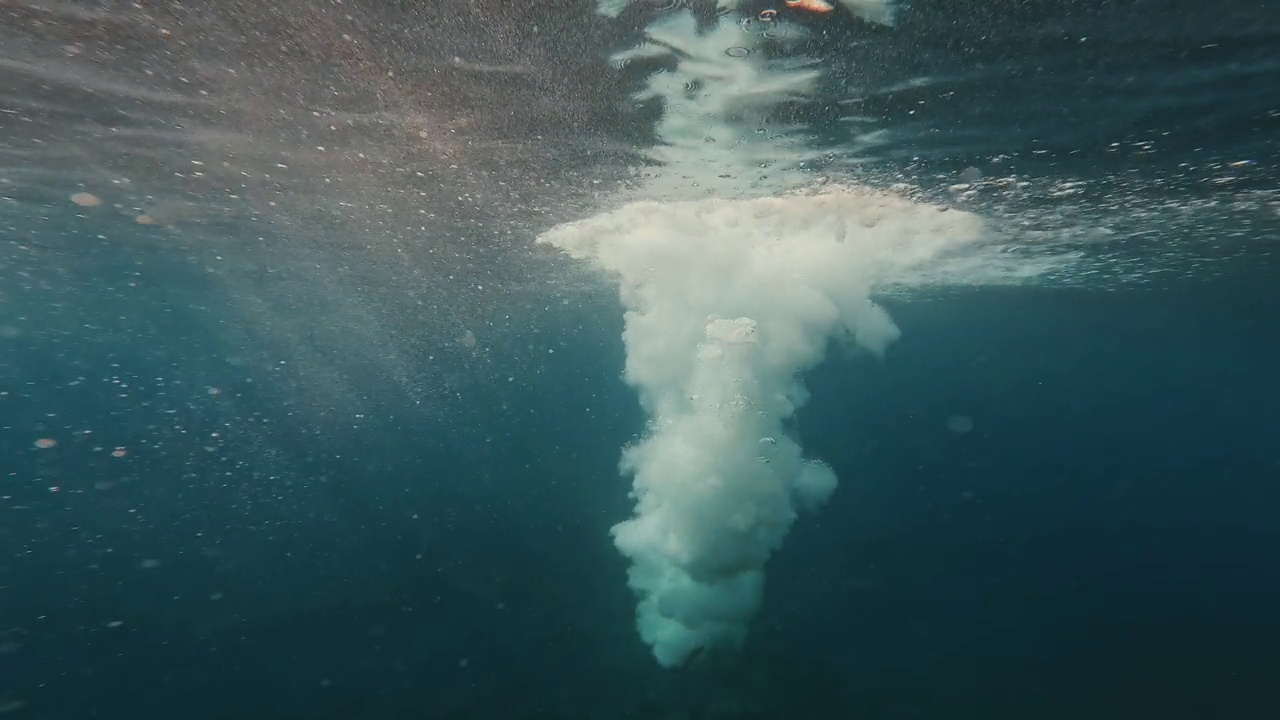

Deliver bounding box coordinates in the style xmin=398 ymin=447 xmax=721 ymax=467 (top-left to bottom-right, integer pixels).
xmin=3 ymin=0 xmax=1280 ymax=718
xmin=3 ymin=214 xmax=1278 ymax=719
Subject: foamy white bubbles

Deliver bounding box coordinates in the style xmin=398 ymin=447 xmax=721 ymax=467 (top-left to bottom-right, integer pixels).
xmin=540 ymin=187 xmax=1014 ymax=666
xmin=547 ymin=0 xmax=1049 ymax=669
xmin=611 ymin=12 xmax=825 ymax=201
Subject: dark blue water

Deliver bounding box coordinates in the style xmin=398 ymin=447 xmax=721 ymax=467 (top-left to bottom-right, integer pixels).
xmin=3 ymin=0 xmax=1280 ymax=718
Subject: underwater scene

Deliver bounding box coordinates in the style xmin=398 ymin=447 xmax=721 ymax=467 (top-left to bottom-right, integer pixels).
xmin=1 ymin=0 xmax=1278 ymax=718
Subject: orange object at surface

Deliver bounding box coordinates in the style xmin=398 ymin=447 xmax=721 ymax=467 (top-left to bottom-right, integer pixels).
xmin=784 ymin=0 xmax=835 ymax=13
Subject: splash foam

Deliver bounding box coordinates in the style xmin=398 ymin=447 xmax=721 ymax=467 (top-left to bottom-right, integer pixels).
xmin=540 ymin=188 xmax=1005 ymax=666
xmin=542 ymin=0 xmax=1049 ymax=668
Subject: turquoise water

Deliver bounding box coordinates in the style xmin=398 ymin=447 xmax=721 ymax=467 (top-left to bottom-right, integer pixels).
xmin=2 ymin=0 xmax=1278 ymax=717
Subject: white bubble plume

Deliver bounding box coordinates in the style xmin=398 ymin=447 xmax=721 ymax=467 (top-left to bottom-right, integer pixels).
xmin=539 ymin=0 xmax=1046 ymax=668
xmin=541 ymin=190 xmax=1011 ymax=667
